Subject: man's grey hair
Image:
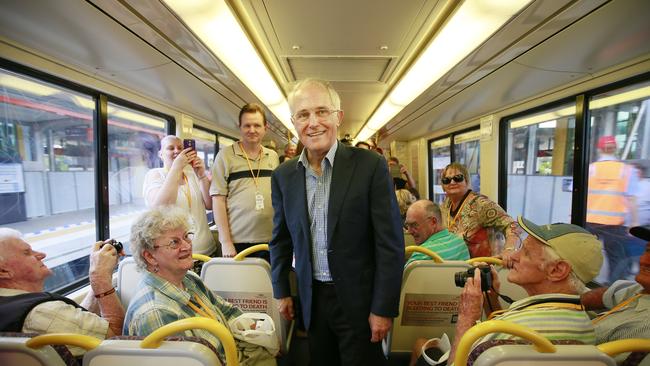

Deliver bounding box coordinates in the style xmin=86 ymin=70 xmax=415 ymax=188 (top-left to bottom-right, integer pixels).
xmin=130 ymin=206 xmax=194 ymax=271
xmin=541 ymin=245 xmax=588 ymax=294
xmin=288 ymin=78 xmax=341 ymax=112
xmin=0 ymin=228 xmax=23 ymax=262
xmin=417 ymin=200 xmax=443 ymax=223
xmin=160 ymin=135 xmax=181 ymax=148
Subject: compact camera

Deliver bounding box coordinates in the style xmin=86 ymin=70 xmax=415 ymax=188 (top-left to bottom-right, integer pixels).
xmin=101 ymin=239 xmax=123 ymax=253
xmin=454 ymin=266 xmax=492 ymax=292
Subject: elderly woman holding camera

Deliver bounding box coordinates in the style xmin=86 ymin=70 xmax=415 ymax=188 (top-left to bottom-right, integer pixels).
xmin=440 ymin=162 xmax=518 ymax=258
xmin=124 ymin=206 xmax=276 ymax=365
xmin=143 ymin=135 xmax=216 ymax=256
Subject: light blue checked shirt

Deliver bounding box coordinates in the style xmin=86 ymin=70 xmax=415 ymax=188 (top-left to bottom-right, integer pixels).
xmin=298 ymin=141 xmax=338 ymax=282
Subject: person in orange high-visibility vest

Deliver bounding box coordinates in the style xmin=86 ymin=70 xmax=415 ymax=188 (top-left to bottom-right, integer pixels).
xmin=586 ymin=135 xmax=640 ymax=284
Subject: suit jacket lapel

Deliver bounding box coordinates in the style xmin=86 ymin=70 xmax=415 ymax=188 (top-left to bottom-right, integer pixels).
xmin=327 ymin=144 xmax=355 ymax=247
xmin=289 ymin=161 xmax=310 ymax=239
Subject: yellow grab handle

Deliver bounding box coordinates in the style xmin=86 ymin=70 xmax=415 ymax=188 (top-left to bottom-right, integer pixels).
xmin=404 ymin=246 xmax=444 ymax=263
xmin=26 ymin=333 xmax=102 ymax=350
xmin=234 ymin=244 xmax=269 ymax=261
xmin=192 ymin=253 xmax=212 ymax=263
xmin=597 ymin=339 xmax=650 ymax=356
xmin=454 ymin=320 xmax=556 ymax=366
xmin=466 ymin=257 xmax=503 ymax=266
xmin=141 ymin=317 xmax=238 ymax=366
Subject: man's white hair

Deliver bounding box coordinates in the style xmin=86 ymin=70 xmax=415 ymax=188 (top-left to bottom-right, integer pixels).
xmin=0 ymin=228 xmax=23 ymax=262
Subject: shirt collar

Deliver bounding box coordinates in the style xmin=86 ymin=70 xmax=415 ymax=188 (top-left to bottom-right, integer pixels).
xmin=0 ymin=288 xmax=30 ymax=296
xmin=234 ymin=141 xmax=268 ymax=158
xmin=298 ymin=140 xmax=338 ymax=170
xmin=143 ymin=271 xmax=193 ymax=304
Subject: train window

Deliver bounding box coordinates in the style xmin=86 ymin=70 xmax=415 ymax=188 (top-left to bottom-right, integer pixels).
xmin=505 ymin=102 xmax=576 ymax=224
xmin=586 ymin=80 xmax=650 ymax=285
xmin=453 ymin=129 xmax=481 ymax=194
xmin=107 ymin=103 xmax=166 ymax=248
xmin=0 ymin=68 xmax=97 ymax=291
xmin=192 ymin=127 xmax=217 ymax=176
xmin=218 ymin=135 xmax=236 ymax=150
xmin=429 ymin=137 xmax=451 ymax=204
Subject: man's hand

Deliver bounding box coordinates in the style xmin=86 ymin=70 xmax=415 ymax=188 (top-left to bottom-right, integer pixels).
xmin=89 ymin=240 xmax=119 ymax=293
xmin=278 ymin=297 xmax=295 ymax=321
xmin=369 ymin=313 xmax=392 ymax=342
xmin=458 ymin=267 xmax=484 ymax=323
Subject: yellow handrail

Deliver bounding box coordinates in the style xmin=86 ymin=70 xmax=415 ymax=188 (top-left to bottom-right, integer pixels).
xmin=234 ymin=244 xmax=269 ymax=261
xmin=192 ymin=253 xmax=212 ymax=263
xmin=454 ymin=320 xmax=556 ymax=366
xmin=141 ymin=317 xmax=238 ymax=366
xmin=26 ymin=333 xmax=102 ymax=350
xmin=466 ymin=257 xmax=503 ymax=266
xmin=597 ymin=339 xmax=650 ymax=356
xmin=404 ymin=246 xmax=444 ymax=263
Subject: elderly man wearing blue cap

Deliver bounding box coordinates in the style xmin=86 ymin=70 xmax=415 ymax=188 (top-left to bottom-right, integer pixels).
xmin=447 ymin=216 xmax=604 ymax=363
xmin=582 ymin=225 xmax=650 ymax=347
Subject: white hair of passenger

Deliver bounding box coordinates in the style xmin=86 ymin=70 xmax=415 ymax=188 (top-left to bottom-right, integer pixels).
xmin=0 ymin=228 xmax=23 ymax=262
xmin=130 ymin=206 xmax=194 ymax=272
xmin=160 ymin=135 xmax=181 ymax=148
xmin=541 ymin=245 xmax=588 ymax=294
xmin=288 ymin=78 xmax=341 ymax=111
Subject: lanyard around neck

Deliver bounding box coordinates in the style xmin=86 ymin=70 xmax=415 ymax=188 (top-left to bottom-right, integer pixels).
xmin=592 ymin=293 xmax=643 ymax=325
xmin=239 ymin=142 xmax=262 ymax=190
xmin=447 ymin=191 xmax=472 ymax=227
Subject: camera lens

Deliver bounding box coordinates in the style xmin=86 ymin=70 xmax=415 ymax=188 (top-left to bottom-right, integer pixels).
xmin=111 ymin=240 xmax=123 ymax=253
xmin=100 ymin=240 xmax=123 ymax=253
xmin=454 ymin=270 xmax=469 ymax=288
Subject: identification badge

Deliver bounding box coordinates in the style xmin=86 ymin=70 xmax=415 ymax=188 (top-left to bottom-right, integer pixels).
xmin=255 ymin=192 xmax=264 ymax=210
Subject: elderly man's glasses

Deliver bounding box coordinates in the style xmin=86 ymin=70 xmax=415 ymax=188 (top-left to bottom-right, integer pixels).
xmin=441 ymin=174 xmax=464 ymax=185
xmin=154 ymin=232 xmax=194 ymax=250
xmin=291 ymin=108 xmax=339 ymax=123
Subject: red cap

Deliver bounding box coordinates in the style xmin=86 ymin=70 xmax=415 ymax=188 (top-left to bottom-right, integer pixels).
xmin=597 ymin=135 xmax=616 ymax=149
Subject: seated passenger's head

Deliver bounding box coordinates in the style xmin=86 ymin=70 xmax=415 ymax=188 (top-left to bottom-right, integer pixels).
xmin=509 ymin=217 xmax=603 ymax=295
xmin=130 ymin=207 xmax=195 ymax=282
xmin=404 ymin=200 xmax=443 ymax=245
xmin=0 ymin=228 xmax=51 ymax=291
xmin=630 ymin=225 xmax=650 ymax=292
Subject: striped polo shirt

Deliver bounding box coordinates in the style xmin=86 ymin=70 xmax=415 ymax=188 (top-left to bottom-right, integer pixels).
xmin=482 ymin=293 xmax=596 ymax=345
xmin=406 ymin=228 xmax=469 ymax=265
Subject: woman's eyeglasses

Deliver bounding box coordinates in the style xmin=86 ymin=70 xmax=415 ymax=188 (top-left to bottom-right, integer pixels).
xmin=441 ymin=174 xmax=464 ymax=185
xmin=154 ymin=232 xmax=194 ymax=250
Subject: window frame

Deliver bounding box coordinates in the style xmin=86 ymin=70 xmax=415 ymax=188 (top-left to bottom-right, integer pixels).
xmin=427 ymin=125 xmax=480 ymax=201
xmin=498 ymin=71 xmax=650 ymax=227
xmin=0 ymin=57 xmax=175 ymax=294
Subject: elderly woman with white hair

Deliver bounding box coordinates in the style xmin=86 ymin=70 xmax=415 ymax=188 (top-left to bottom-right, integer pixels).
xmin=123 ymin=206 xmax=276 ymax=365
xmin=142 ymin=135 xmax=216 ymax=256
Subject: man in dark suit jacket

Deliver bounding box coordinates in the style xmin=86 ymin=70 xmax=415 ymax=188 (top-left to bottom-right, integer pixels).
xmin=270 ymin=78 xmax=404 ymax=365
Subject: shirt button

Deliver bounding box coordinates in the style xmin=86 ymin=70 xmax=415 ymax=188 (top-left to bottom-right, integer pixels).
xmin=318 ymin=205 xmax=322 ymax=209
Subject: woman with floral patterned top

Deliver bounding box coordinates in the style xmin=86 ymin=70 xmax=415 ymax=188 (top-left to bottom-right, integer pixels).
xmin=440 ymin=162 xmax=518 ymax=258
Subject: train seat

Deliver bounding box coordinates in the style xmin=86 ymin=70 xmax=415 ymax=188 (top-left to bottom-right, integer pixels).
xmin=468 ymin=340 xmax=614 ymax=366
xmin=83 ymin=337 xmax=223 ymax=366
xmin=83 ymin=317 xmax=236 ymax=366
xmin=200 ymin=250 xmax=292 ymax=355
xmin=0 ymin=332 xmax=75 ymax=366
xmin=116 ymin=257 xmax=141 ymax=308
xmin=384 ymin=259 xmax=471 ymax=357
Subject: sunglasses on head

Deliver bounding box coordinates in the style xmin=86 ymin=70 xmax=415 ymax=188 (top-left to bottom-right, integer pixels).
xmin=442 ymin=174 xmax=464 ymax=184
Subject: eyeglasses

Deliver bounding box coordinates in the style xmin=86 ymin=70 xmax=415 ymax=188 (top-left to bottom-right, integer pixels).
xmin=154 ymin=232 xmax=194 ymax=250
xmin=291 ymin=108 xmax=340 ymax=123
xmin=441 ymin=174 xmax=464 ymax=185
xmin=403 ymin=216 xmax=433 ymax=230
